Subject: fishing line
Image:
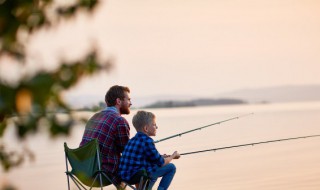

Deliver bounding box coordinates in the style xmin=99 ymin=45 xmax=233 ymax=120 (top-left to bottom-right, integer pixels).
xmin=180 ymin=134 xmax=320 ymax=156
xmin=154 ymin=113 xmax=254 ymax=143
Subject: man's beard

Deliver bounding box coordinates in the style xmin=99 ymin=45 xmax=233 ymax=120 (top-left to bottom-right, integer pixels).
xmin=120 ymin=104 xmax=130 ymax=115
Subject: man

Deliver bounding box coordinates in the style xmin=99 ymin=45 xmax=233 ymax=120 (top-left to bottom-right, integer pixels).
xmin=80 ymin=85 xmax=132 ymax=188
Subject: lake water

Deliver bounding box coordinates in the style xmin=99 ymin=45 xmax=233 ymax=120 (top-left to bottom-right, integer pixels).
xmin=1 ymin=101 xmax=320 ymax=190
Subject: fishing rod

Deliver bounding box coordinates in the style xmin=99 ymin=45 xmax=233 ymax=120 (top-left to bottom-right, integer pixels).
xmin=180 ymin=134 xmax=320 ymax=156
xmin=154 ymin=113 xmax=254 ymax=143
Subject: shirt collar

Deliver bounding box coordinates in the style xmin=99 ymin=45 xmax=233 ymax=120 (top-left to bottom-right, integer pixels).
xmin=136 ymin=131 xmax=154 ymax=140
xmin=104 ymin=106 xmax=119 ymax=114
xmin=137 ymin=131 xmax=146 ymax=136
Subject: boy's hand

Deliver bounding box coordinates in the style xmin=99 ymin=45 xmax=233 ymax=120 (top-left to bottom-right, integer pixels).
xmin=172 ymin=151 xmax=180 ymax=159
xmin=162 ymin=154 xmax=170 ymax=158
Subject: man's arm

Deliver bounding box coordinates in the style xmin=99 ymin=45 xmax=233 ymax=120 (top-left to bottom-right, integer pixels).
xmin=115 ymin=118 xmax=130 ymax=152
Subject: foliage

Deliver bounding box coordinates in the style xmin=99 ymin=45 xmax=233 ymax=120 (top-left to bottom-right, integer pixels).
xmin=0 ymin=0 xmax=110 ymax=171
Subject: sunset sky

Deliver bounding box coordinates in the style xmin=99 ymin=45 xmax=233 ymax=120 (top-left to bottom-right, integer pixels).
xmin=6 ymin=0 xmax=320 ymax=102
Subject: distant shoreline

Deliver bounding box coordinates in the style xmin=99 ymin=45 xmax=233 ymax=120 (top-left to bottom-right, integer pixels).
xmin=142 ymin=98 xmax=248 ymax=109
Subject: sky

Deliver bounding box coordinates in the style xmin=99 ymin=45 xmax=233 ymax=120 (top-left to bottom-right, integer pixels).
xmin=2 ymin=0 xmax=320 ymax=104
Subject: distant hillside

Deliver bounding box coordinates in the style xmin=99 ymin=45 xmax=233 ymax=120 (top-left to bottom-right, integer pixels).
xmin=133 ymin=95 xmax=198 ymax=108
xmin=143 ymin=98 xmax=246 ymax=108
xmin=215 ymin=84 xmax=320 ymax=103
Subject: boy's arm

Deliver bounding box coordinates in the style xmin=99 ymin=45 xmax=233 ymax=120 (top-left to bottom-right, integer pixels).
xmin=163 ymin=151 xmax=180 ymax=166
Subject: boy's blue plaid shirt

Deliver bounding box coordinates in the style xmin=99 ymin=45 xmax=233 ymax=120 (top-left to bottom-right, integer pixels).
xmin=119 ymin=132 xmax=165 ymax=181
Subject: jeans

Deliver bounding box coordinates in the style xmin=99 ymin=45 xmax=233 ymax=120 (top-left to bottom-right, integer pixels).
xmin=148 ymin=163 xmax=176 ymax=190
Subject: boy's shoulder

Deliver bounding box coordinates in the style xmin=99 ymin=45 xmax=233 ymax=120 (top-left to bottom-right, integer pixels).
xmin=133 ymin=132 xmax=154 ymax=143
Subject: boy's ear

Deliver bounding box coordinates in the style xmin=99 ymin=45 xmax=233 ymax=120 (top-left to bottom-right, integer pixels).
xmin=143 ymin=125 xmax=148 ymax=132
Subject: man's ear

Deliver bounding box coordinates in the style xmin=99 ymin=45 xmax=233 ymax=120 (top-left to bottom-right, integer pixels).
xmin=116 ymin=98 xmax=121 ymax=105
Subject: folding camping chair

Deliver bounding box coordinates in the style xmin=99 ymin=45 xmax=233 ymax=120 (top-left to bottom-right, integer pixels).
xmin=64 ymin=139 xmax=149 ymax=190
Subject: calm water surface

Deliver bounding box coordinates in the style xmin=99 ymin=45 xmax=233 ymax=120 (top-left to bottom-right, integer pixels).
xmin=1 ymin=101 xmax=320 ymax=190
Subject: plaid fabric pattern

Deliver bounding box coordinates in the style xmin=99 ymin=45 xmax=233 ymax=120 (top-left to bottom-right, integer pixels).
xmin=119 ymin=132 xmax=164 ymax=182
xmin=80 ymin=107 xmax=130 ymax=185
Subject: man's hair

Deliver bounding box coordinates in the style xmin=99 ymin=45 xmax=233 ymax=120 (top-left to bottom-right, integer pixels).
xmin=132 ymin=111 xmax=155 ymax=131
xmin=105 ymin=85 xmax=130 ymax=106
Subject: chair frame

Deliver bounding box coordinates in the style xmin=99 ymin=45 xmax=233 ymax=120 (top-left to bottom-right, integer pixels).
xmin=65 ymin=140 xmax=117 ymax=190
xmin=64 ymin=140 xmax=148 ymax=190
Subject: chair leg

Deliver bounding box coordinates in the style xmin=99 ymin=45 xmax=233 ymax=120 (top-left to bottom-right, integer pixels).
xmin=142 ymin=179 xmax=149 ymax=190
xmin=138 ymin=177 xmax=143 ymax=190
xmin=66 ymin=174 xmax=71 ymax=190
xmin=99 ymin=173 xmax=103 ymax=190
xmin=70 ymin=175 xmax=87 ymax=190
xmin=137 ymin=177 xmax=149 ymax=190
xmin=123 ymin=183 xmax=136 ymax=190
xmin=65 ymin=153 xmax=71 ymax=190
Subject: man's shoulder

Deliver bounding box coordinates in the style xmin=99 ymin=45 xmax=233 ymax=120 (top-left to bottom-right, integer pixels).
xmin=85 ymin=112 xmax=128 ymax=131
xmin=92 ymin=110 xmax=127 ymax=121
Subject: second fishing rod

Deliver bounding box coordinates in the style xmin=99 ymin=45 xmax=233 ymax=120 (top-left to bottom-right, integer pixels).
xmin=154 ymin=112 xmax=254 ymax=144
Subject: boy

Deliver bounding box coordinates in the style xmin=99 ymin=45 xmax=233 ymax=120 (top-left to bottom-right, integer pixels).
xmin=119 ymin=111 xmax=180 ymax=190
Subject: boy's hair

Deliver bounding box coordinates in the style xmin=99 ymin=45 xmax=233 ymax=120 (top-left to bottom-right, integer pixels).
xmin=132 ymin=111 xmax=155 ymax=131
xmin=105 ymin=85 xmax=130 ymax=106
